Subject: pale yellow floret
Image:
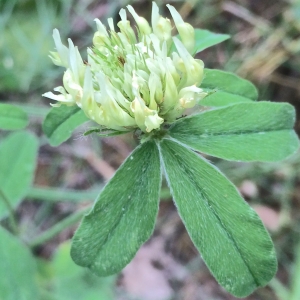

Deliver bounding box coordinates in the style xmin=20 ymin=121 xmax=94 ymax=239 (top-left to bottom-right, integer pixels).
xmin=167 ymin=4 xmax=195 ymax=54
xmin=43 ymin=2 xmax=206 ymax=133
xmin=127 ymin=5 xmax=151 ymax=35
xmin=130 ymin=96 xmax=163 ymax=132
xmin=151 ymin=2 xmax=172 ymax=43
xmin=50 ymin=29 xmax=69 ymax=67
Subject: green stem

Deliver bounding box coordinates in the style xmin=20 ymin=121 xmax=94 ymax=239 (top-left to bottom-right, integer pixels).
xmin=268 ymin=277 xmax=290 ymax=300
xmin=0 ymin=188 xmax=19 ymax=235
xmin=28 ymin=207 xmax=90 ymax=248
xmin=27 ymin=186 xmax=101 ymax=202
xmin=27 ymin=185 xmax=171 ymax=202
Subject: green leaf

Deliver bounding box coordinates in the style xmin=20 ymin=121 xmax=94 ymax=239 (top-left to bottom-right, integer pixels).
xmin=169 ymin=102 xmax=299 ymax=162
xmin=159 ymin=139 xmax=277 ymax=297
xmin=0 ymin=131 xmax=38 ymax=218
xmin=0 ymin=226 xmax=38 ymax=300
xmin=201 ymin=69 xmax=258 ymax=105
xmin=194 ymin=29 xmax=230 ymax=54
xmin=0 ymin=103 xmax=28 ymax=130
xmin=42 ymin=105 xmax=89 ymax=146
xmin=200 ymin=91 xmax=253 ymax=107
xmin=71 ymin=140 xmax=161 ymax=276
xmin=49 ymin=242 xmax=115 ymax=300
xmin=289 ymin=242 xmax=300 ymax=300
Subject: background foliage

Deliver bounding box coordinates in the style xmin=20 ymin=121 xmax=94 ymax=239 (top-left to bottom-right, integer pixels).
xmin=0 ymin=0 xmax=300 ymax=299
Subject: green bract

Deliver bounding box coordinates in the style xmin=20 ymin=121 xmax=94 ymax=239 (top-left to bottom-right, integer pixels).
xmin=43 ymin=1 xmax=299 ymax=298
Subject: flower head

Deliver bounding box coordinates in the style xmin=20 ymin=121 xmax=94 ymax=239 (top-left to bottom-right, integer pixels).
xmin=43 ymin=2 xmax=206 ymax=133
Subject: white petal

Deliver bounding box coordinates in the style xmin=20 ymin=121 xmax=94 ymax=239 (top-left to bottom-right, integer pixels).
xmin=42 ymin=91 xmax=74 ymax=104
xmin=52 ymin=29 xmax=69 ymax=67
xmin=94 ymin=18 xmax=108 ymax=37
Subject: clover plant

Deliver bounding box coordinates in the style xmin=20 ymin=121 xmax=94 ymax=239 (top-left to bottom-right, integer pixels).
xmin=42 ymin=2 xmax=299 ymax=297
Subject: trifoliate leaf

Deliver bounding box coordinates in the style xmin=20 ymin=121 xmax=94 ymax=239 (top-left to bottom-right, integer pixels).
xmin=169 ymin=102 xmax=299 ymax=162
xmin=0 ymin=103 xmax=28 ymax=130
xmin=159 ymin=139 xmax=277 ymax=297
xmin=43 ymin=105 xmax=89 ymax=146
xmin=71 ymin=140 xmax=161 ymax=276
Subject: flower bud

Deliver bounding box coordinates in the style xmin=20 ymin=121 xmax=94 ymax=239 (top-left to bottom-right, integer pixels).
xmin=117 ymin=9 xmax=137 ymax=44
xmin=49 ymin=29 xmax=69 ymax=67
xmin=151 ymin=2 xmax=172 ymax=43
xmin=127 ymin=5 xmax=151 ymax=36
xmin=173 ymin=37 xmax=204 ymax=87
xmin=160 ymin=71 xmax=179 ymax=114
xmin=167 ymin=4 xmax=195 ymax=54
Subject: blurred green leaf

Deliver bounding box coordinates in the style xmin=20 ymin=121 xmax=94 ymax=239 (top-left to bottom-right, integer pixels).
xmin=0 ymin=131 xmax=38 ymax=218
xmin=42 ymin=105 xmax=89 ymax=146
xmin=48 ymin=242 xmax=115 ymax=300
xmin=0 ymin=15 xmax=53 ymax=92
xmin=0 ymin=103 xmax=28 ymax=130
xmin=71 ymin=140 xmax=161 ymax=276
xmin=201 ymin=69 xmax=258 ymax=106
xmin=289 ymin=242 xmax=300 ymax=300
xmin=0 ymin=0 xmax=71 ymax=92
xmin=0 ymin=226 xmax=38 ymax=300
xmin=52 ymin=242 xmax=84 ymax=279
xmin=169 ymin=102 xmax=299 ymax=162
xmin=159 ymin=139 xmax=277 ymax=297
xmin=194 ymin=29 xmax=230 ymax=54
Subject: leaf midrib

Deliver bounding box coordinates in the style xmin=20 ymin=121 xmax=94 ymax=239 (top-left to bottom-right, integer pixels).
xmin=87 ymin=181 xmax=136 ymax=268
xmin=87 ymin=143 xmax=158 ymax=269
xmin=160 ymin=138 xmax=260 ymax=287
xmin=171 ymin=128 xmax=292 ymax=138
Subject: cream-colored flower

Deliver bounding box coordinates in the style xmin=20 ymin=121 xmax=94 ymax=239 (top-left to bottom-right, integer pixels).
xmin=43 ymin=2 xmax=207 ymax=133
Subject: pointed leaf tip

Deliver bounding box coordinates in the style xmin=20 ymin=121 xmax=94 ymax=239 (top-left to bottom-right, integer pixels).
xmin=194 ymin=29 xmax=230 ymax=54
